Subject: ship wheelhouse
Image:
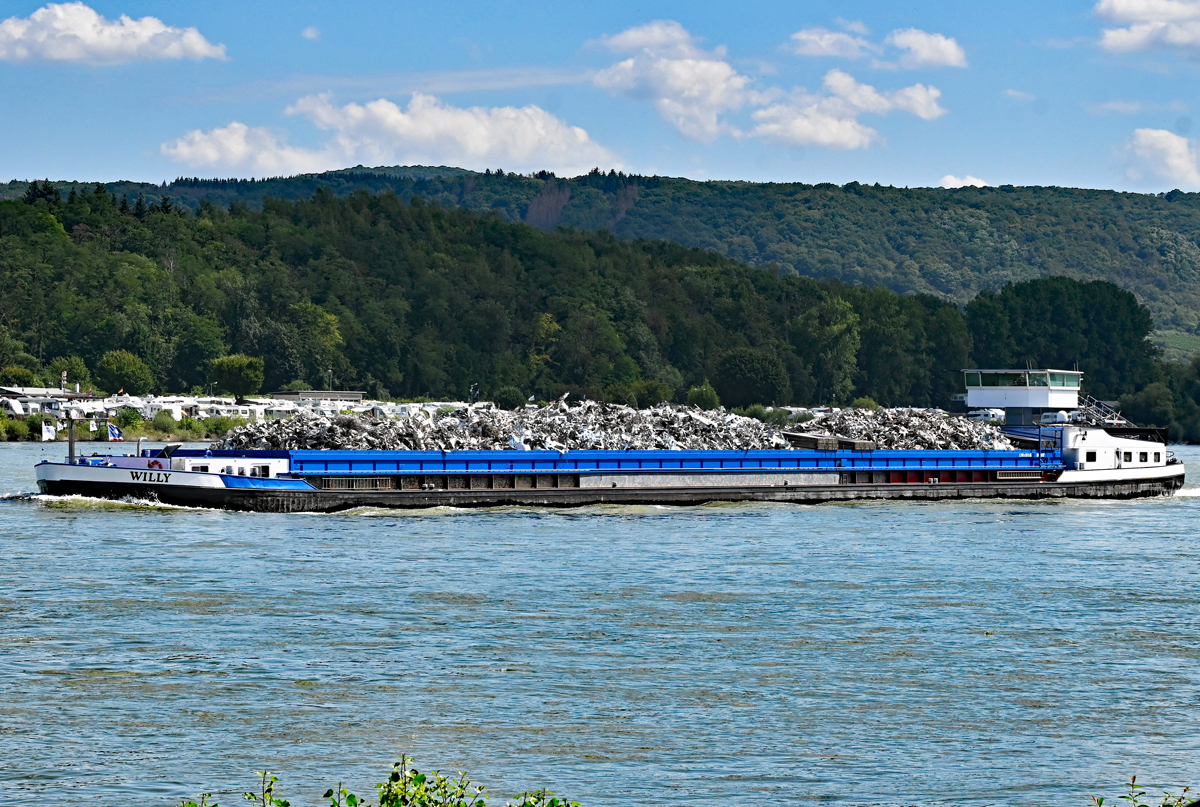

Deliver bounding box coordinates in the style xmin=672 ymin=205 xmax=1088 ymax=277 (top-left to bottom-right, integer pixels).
xmin=963 ymin=368 xmax=1083 ymax=426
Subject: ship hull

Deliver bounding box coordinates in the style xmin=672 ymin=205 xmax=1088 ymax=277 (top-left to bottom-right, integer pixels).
xmin=35 ymin=468 xmax=1186 ymax=513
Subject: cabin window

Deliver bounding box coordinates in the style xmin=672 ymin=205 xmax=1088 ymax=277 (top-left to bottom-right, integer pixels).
xmin=192 ymin=464 xmax=209 ymax=473
xmin=1049 ymin=373 xmax=1081 ymax=388
xmin=1123 ymin=452 xmax=1132 ymax=462
xmin=1085 ymin=451 xmax=1096 ymax=462
xmin=237 ymin=467 xmax=246 ymax=476
xmin=1028 ymin=373 xmax=1049 ymax=386
xmin=1155 ymin=452 xmax=1161 ymax=462
xmin=252 ymin=465 xmax=270 ymax=478
xmin=982 ymin=372 xmax=1025 ymax=387
xmin=1139 ymin=452 xmax=1148 ymax=463
xmin=965 ymin=372 xmax=981 ymax=387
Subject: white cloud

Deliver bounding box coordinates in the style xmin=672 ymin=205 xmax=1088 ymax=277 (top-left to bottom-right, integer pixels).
xmin=789 ymin=27 xmax=874 ymax=58
xmin=751 ymin=69 xmax=945 ymax=149
xmin=301 ymin=26 xmax=320 ymax=41
xmin=1088 ymin=98 xmax=1186 ymax=113
xmin=1095 ymin=0 xmax=1200 ymax=54
xmin=593 ymin=21 xmax=951 ymax=148
xmin=0 ymin=1 xmax=224 ymax=63
xmin=753 ymin=103 xmax=878 ymax=149
xmin=1004 ymin=89 xmax=1035 ymax=101
xmin=941 ymin=174 xmax=989 ymax=188
xmin=1093 ymin=99 xmax=1145 ymax=113
xmin=1124 ymin=127 xmax=1200 ymax=185
xmin=885 ymin=28 xmax=968 ymax=68
xmin=161 ymin=122 xmax=331 ymax=175
xmin=1096 ymin=0 xmax=1200 ymax=22
xmin=786 ymin=23 xmax=966 ymax=69
xmin=836 ymin=18 xmax=870 ymax=36
xmin=593 ymin=20 xmax=766 ymax=141
xmin=162 ymin=93 xmax=620 ymax=177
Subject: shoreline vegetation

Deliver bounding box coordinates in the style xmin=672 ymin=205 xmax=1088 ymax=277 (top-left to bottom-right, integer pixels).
xmin=0 ymin=412 xmax=247 ymax=444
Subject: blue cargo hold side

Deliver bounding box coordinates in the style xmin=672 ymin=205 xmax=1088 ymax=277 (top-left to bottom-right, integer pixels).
xmin=269 ymin=448 xmax=1061 ymax=476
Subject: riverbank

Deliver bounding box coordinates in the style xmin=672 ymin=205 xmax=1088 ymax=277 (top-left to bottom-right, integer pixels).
xmin=0 ymin=414 xmax=245 ymax=444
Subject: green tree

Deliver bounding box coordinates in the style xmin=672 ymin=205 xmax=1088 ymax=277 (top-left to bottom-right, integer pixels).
xmin=492 ymin=385 xmax=526 ymax=410
xmin=46 ymin=355 xmax=91 ymax=389
xmin=209 ymin=354 xmax=265 ymax=401
xmin=0 ymin=365 xmax=42 ymax=387
xmin=1119 ymin=382 xmax=1174 ymax=426
xmin=923 ymin=301 xmax=974 ymax=407
xmin=0 ymin=325 xmax=27 ymax=370
xmin=95 ymin=350 xmax=155 ymax=395
xmin=844 ymin=287 xmax=933 ymax=406
xmin=714 ymin=347 xmax=790 ymax=408
xmin=686 ymin=379 xmax=720 ymax=410
xmin=632 ymin=378 xmax=672 ymax=407
xmin=288 ymin=302 xmax=346 ymax=388
xmin=21 ymin=179 xmax=59 ymax=206
xmin=965 ymin=278 xmax=1160 ymax=399
xmin=171 ymin=312 xmax=226 ymax=390
xmin=788 ymin=297 xmax=860 ymax=404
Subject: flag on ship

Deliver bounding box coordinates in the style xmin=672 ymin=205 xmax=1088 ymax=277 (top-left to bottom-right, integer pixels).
xmin=40 ymin=421 xmax=56 ymax=442
xmin=107 ymin=423 xmax=123 ymax=441
xmin=89 ymin=419 xmax=97 ymax=432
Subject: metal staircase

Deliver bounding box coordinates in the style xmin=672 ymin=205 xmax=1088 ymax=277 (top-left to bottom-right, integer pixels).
xmin=1075 ymin=394 xmax=1124 ymax=426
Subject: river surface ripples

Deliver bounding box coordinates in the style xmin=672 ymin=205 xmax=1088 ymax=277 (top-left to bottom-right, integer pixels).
xmin=2 ymin=442 xmax=1199 ymax=806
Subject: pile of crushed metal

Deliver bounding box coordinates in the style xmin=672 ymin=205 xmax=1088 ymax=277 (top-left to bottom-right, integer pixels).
xmin=809 ymin=408 xmax=1015 ymax=451
xmin=213 ymin=400 xmax=793 ymax=452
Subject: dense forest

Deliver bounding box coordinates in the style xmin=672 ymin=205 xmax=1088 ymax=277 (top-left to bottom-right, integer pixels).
xmin=8 ymin=167 xmax=1200 ymax=361
xmin=4 ymin=183 xmax=1195 ymax=441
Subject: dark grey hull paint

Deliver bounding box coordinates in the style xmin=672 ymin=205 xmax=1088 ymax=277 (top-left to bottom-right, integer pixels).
xmin=37 ymin=472 xmax=1186 ymax=513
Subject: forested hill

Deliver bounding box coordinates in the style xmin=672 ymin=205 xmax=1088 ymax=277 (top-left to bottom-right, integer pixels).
xmin=7 ymin=168 xmax=1200 ymax=354
xmin=0 ymin=188 xmax=1168 ymax=416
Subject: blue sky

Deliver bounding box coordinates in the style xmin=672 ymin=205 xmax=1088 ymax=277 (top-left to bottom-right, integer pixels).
xmin=3 ymin=0 xmax=1200 ymax=190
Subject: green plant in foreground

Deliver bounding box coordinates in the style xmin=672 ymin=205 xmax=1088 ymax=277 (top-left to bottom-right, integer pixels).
xmin=244 ymin=770 xmax=290 ymax=807
xmin=180 ymin=796 xmax=217 ymax=807
xmin=182 ymin=757 xmax=577 ymax=807
xmin=324 ymin=783 xmax=360 ymax=806
xmin=1092 ymin=775 xmax=1195 ymax=807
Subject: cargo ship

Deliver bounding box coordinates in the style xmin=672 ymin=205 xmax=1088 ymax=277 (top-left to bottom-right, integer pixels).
xmin=32 ymin=370 xmax=1186 ymax=512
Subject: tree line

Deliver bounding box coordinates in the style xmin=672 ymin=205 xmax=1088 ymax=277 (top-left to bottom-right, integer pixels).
xmin=10 ymin=167 xmax=1200 ymax=353
xmin=1 ymin=184 xmax=1193 ymax=435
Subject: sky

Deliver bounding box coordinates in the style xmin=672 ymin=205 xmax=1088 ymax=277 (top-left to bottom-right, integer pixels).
xmin=3 ymin=0 xmax=1200 ymax=191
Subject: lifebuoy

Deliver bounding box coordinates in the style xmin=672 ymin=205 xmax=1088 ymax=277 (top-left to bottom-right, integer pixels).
xmin=148 ymin=460 xmax=163 ymax=469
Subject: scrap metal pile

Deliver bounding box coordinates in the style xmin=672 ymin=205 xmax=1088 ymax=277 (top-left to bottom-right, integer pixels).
xmin=213 ymin=400 xmax=792 ymax=452
xmin=809 ymin=408 xmax=1015 ymax=451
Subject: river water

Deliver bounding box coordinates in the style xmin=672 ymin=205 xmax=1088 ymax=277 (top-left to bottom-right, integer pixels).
xmin=1 ymin=441 xmax=1198 ymax=806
